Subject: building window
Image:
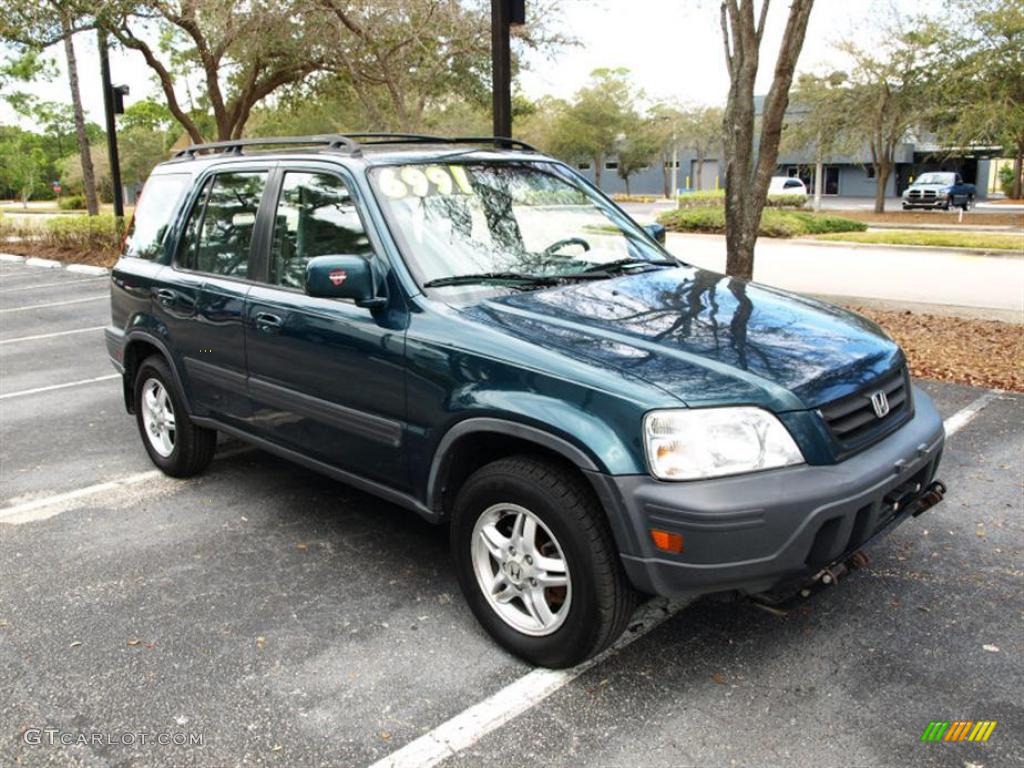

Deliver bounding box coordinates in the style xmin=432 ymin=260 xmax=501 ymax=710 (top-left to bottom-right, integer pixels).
xmin=866 ymin=165 xmax=876 ymax=179
xmin=663 ymin=161 xmax=680 ymax=169
xmin=577 ymin=162 xmax=591 ymax=171
xmin=605 ymin=161 xmax=618 ymax=170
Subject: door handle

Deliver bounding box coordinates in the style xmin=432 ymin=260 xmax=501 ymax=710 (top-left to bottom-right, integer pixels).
xmin=155 ymin=288 xmax=177 ymax=305
xmin=254 ymin=312 xmax=283 ymax=333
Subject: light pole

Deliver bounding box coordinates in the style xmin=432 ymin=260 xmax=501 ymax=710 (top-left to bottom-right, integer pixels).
xmin=98 ymin=29 xmax=126 ymax=218
xmin=491 ymin=0 xmax=525 ymax=140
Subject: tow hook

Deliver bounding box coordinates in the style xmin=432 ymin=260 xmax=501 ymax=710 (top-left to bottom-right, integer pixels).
xmin=911 ymin=480 xmax=947 ymax=517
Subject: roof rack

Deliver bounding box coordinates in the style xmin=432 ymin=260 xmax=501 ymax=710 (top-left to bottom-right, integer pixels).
xmin=172 ymin=132 xmax=538 ymax=160
xmin=173 ymin=134 xmax=359 ymax=159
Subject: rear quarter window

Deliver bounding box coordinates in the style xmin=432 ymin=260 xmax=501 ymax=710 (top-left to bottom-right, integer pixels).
xmin=122 ymin=173 xmax=191 ymax=260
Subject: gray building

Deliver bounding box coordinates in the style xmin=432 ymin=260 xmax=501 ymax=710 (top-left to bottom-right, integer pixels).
xmin=573 ymin=98 xmax=1000 ymax=199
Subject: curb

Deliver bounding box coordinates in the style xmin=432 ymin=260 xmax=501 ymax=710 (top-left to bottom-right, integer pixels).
xmin=0 ymin=253 xmax=110 ymax=275
xmin=794 ymin=238 xmax=1023 ymax=259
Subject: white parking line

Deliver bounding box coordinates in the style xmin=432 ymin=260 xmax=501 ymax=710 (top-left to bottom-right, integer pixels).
xmin=0 ymin=277 xmax=107 ymax=293
xmin=0 ymin=374 xmax=119 ymax=400
xmin=0 ymin=445 xmax=253 ymax=525
xmin=368 ymin=599 xmax=682 ymax=768
xmin=0 ymin=325 xmax=106 ymax=345
xmin=943 ymin=390 xmax=1003 ymax=437
xmin=368 ymin=389 xmax=1007 ymax=768
xmin=0 ymin=470 xmax=162 ymax=524
xmin=0 ymin=295 xmax=107 ymax=313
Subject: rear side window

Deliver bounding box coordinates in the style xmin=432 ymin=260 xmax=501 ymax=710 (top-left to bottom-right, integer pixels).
xmin=178 ymin=171 xmax=268 ymax=278
xmin=784 ymin=179 xmax=803 ymax=189
xmin=122 ymin=174 xmax=189 ymax=260
xmin=269 ymin=172 xmax=373 ymax=289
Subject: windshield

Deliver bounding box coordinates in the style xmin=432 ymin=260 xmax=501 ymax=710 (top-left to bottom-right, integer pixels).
xmin=369 ymin=161 xmax=673 ymax=289
xmin=915 ymin=172 xmax=955 ymax=185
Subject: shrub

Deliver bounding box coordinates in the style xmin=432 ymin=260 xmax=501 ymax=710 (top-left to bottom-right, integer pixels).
xmin=612 ymin=194 xmax=662 ymax=203
xmin=676 ymin=189 xmax=725 ymax=208
xmin=998 ymin=165 xmax=1019 ymax=198
xmin=658 ymin=206 xmax=865 ymax=238
xmin=43 ymin=214 xmax=125 ymax=253
xmin=58 ymin=194 xmax=87 ymax=210
xmin=764 ymin=193 xmax=809 ymax=209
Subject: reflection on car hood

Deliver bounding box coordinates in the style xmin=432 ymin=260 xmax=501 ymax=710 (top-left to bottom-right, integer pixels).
xmin=459 ymin=266 xmax=902 ymax=410
xmin=908 ymin=183 xmax=952 ymax=191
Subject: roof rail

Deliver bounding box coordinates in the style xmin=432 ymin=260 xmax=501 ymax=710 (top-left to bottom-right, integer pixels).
xmin=171 ymin=132 xmax=539 ymax=160
xmin=172 ymin=134 xmax=360 ymax=159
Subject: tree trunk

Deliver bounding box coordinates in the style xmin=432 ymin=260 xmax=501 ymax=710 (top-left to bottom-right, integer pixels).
xmin=62 ymin=15 xmax=99 ymax=216
xmin=721 ymin=0 xmax=815 ymax=281
xmin=696 ymin=157 xmax=705 ymax=190
xmin=1013 ymin=144 xmax=1023 ymax=200
xmin=874 ymin=162 xmax=891 ymax=213
xmin=593 ymin=154 xmax=603 ymax=189
xmin=661 ymin=159 xmax=670 ymax=199
xmin=624 ymin=176 xmax=631 ymax=197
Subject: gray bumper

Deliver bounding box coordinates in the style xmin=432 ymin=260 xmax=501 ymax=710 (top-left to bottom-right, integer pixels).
xmin=590 ymin=386 xmax=945 ymax=598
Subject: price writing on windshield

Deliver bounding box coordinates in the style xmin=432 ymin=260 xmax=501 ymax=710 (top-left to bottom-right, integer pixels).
xmin=378 ymin=165 xmax=474 ymax=199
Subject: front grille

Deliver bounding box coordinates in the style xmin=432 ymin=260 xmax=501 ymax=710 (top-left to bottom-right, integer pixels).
xmin=818 ymin=366 xmax=912 ymax=455
xmin=908 ymin=189 xmax=936 ymax=200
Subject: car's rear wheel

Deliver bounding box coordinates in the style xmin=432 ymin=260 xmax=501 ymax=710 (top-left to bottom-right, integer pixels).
xmin=133 ymin=356 xmax=216 ymax=477
xmin=451 ymin=455 xmax=636 ymax=668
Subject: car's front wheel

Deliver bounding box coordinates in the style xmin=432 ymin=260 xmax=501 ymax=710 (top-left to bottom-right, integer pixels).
xmin=962 ymin=194 xmax=974 ymax=211
xmin=133 ymin=355 xmax=216 ymax=477
xmin=451 ymin=455 xmax=637 ymax=668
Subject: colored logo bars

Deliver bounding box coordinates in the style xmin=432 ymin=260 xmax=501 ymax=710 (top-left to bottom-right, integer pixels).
xmin=921 ymin=721 xmax=997 ymax=742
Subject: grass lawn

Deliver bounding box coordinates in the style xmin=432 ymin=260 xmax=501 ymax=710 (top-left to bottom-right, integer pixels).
xmin=814 ymin=230 xmax=1023 ymax=251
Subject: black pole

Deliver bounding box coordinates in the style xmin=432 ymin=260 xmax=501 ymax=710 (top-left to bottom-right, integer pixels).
xmin=491 ymin=0 xmax=512 ymax=140
xmin=98 ymin=29 xmax=124 ymax=218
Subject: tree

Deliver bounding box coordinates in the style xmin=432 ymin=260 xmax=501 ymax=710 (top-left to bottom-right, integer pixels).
xmin=616 ymin=120 xmax=658 ymax=196
xmin=314 ymin=0 xmax=569 ymax=132
xmin=836 ymin=27 xmax=940 ymax=213
xmin=548 ymin=68 xmax=639 ymax=189
xmin=647 ymin=103 xmax=687 ymax=198
xmin=720 ymin=0 xmax=814 ymax=280
xmin=933 ymin=0 xmax=1024 ymax=199
xmin=98 ymin=0 xmax=333 ymax=142
xmin=1 ymin=1 xmax=101 ymax=214
xmin=0 ymin=129 xmax=47 ymax=207
xmin=678 ymin=106 xmax=724 ymax=190
xmin=783 ymin=72 xmax=853 ymax=210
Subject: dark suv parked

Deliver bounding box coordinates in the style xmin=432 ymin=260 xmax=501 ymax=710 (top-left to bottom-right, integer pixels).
xmin=107 ymin=134 xmax=946 ymax=667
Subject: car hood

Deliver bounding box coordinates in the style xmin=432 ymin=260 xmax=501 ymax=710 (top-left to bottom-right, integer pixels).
xmin=907 ymin=183 xmax=952 ymax=192
xmin=456 ymin=266 xmax=902 ymax=411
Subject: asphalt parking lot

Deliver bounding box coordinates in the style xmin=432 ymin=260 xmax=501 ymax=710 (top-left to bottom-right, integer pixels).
xmin=1 ymin=255 xmax=1022 ymax=768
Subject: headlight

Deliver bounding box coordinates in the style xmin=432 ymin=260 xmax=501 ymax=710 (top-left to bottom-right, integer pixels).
xmin=644 ymin=407 xmax=804 ymax=481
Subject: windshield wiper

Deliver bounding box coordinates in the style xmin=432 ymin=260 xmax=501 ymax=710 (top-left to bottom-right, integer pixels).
xmin=574 ymin=257 xmax=679 ymax=276
xmin=423 ymin=272 xmax=561 ymax=289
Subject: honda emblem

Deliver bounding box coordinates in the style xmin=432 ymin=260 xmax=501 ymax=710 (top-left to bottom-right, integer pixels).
xmin=870 ymin=390 xmax=890 ymax=418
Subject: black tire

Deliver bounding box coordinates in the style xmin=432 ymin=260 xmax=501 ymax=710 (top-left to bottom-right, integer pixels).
xmin=962 ymin=195 xmax=974 ymax=211
xmin=451 ymin=455 xmax=637 ymax=668
xmin=133 ymin=355 xmax=216 ymax=478
xmin=944 ymin=195 xmax=954 ymax=211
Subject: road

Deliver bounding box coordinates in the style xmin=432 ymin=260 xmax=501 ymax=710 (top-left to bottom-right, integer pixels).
xmin=1 ymin=256 xmax=1022 ymax=768
xmin=662 ymin=232 xmax=1024 ymax=319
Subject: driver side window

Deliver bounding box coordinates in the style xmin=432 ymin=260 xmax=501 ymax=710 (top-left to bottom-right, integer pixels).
xmin=179 ymin=171 xmax=268 ymax=278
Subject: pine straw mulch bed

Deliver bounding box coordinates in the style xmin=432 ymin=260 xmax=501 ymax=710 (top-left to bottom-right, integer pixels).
xmin=849 ymin=306 xmax=1024 ymax=393
xmin=0 ymin=242 xmax=117 ymax=268
xmin=835 ymin=210 xmax=1023 ymax=228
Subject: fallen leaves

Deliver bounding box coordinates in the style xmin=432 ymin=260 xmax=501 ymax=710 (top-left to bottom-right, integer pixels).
xmin=848 ymin=306 xmax=1024 ymax=392
xmin=256 ymin=636 xmax=267 ymax=651
xmin=127 ymin=639 xmax=157 ymax=650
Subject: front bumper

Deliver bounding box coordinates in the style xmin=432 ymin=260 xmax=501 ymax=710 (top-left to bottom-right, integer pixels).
xmin=902 ymin=197 xmax=948 ymax=208
xmin=590 ymin=386 xmax=945 ymax=598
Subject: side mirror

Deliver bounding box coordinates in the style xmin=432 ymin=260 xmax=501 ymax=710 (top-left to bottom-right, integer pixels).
xmin=643 ymin=222 xmax=666 ymax=245
xmin=305 ymin=255 xmax=385 ymax=309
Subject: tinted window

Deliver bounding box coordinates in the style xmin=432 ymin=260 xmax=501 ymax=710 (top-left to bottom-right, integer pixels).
xmin=123 ymin=174 xmax=189 ymax=260
xmin=179 ymin=171 xmax=267 ymax=277
xmin=784 ymin=179 xmax=803 ymax=189
xmin=269 ymin=172 xmax=372 ymax=289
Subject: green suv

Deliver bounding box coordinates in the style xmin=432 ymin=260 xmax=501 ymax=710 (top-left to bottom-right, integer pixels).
xmin=106 ymin=134 xmax=946 ymax=667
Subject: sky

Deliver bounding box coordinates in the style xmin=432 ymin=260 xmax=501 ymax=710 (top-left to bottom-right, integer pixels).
xmin=0 ymin=0 xmax=935 ymax=128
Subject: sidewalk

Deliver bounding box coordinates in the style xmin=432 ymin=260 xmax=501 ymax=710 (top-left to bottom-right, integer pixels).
xmin=664 ymin=232 xmax=1024 ymax=323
